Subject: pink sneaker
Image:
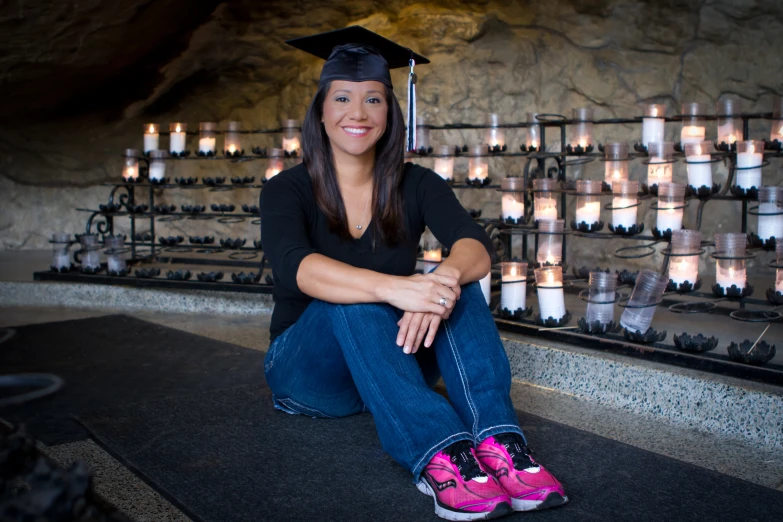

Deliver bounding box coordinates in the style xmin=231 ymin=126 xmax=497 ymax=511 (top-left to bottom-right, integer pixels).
xmin=417 ymin=440 xmax=513 ymax=521
xmin=476 ymin=433 xmax=568 ymax=511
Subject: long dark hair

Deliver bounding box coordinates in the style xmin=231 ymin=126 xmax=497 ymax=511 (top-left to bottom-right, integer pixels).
xmin=302 ymin=81 xmax=407 ymax=245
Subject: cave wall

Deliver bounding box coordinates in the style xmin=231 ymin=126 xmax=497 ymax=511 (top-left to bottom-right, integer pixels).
xmin=1 ymin=0 xmax=782 ymax=275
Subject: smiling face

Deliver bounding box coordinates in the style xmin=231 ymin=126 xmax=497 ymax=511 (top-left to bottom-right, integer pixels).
xmin=321 ymin=80 xmax=388 ymax=160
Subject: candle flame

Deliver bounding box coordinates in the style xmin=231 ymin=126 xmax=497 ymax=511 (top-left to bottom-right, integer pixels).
xmin=728 ymin=267 xmax=735 ymax=277
xmin=748 ymin=143 xmax=755 ymax=154
xmin=531 ymin=140 xmax=539 ymax=149
xmin=148 ymin=124 xmax=155 ymax=133
xmin=546 ymin=254 xmax=556 ymax=264
xmin=612 ymin=170 xmax=620 ymax=180
xmin=510 ymin=266 xmax=518 ymax=277
xmin=695 ymin=145 xmax=701 ymax=156
xmin=579 ymin=138 xmax=587 ymax=148
xmin=175 ymin=124 xmax=181 ymax=133
xmin=228 ymin=144 xmax=236 ymax=153
xmin=728 ymin=133 xmax=737 ymax=144
xmin=651 ymin=107 xmax=658 ymax=117
xmin=779 ymin=125 xmax=783 ymax=135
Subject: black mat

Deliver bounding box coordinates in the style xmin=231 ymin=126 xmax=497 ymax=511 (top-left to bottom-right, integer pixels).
xmin=0 ymin=315 xmax=265 ymax=444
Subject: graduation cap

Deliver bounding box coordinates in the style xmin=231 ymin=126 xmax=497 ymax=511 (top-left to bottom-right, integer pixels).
xmin=286 ymin=26 xmax=430 ymax=151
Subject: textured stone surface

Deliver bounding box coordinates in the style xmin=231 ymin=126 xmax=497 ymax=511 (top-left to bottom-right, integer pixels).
xmin=2 ymin=0 xmax=783 ymax=262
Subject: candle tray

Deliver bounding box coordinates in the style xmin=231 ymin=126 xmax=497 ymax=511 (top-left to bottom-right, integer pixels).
xmin=158 ymin=236 xmax=184 ymax=246
xmin=196 ymin=271 xmax=224 ymax=282
xmin=220 ymin=238 xmax=246 ymax=249
xmin=577 ymin=318 xmax=621 ymax=335
xmin=203 ymin=177 xmax=226 ymax=187
xmin=265 ymin=274 xmax=274 ymax=285
xmin=766 ymin=288 xmax=783 ymax=305
xmin=632 ymin=143 xmax=649 ymax=155
xmin=154 ymin=204 xmax=177 ymax=214
xmin=223 ymin=149 xmax=245 ymax=157
xmin=98 ymin=202 xmax=122 ymax=213
xmin=107 ymin=267 xmax=129 ymax=277
xmin=413 ymin=146 xmax=434 ymax=156
xmin=242 ymin=204 xmax=260 ymax=215
xmin=748 ymin=233 xmax=777 ymax=251
xmin=608 ymin=223 xmax=644 ymax=237
xmin=175 ymin=177 xmax=198 ymax=186
xmin=170 ymin=150 xmax=191 ymax=158
xmin=122 ymin=176 xmax=144 ymax=183
xmin=713 ymin=140 xmax=737 ymax=152
xmin=127 ymin=204 xmax=149 ymax=214
xmin=503 ymin=215 xmax=527 ymax=226
xmin=570 ymin=220 xmax=604 ymax=233
xmin=254 ymin=240 xmax=263 ymax=250
xmin=686 ymin=183 xmax=721 ymax=198
xmin=534 ymin=311 xmax=572 ymax=327
xmin=284 ymin=150 xmax=299 ymax=158
xmin=468 ymin=209 xmax=483 ymax=218
xmin=80 ymin=265 xmax=103 ymax=275
xmin=673 ymin=332 xmax=718 ymax=353
xmin=250 ymin=146 xmax=267 ymax=156
xmin=640 ymin=183 xmax=659 ymax=196
xmin=666 ymin=278 xmax=702 ymax=294
xmin=189 ymin=236 xmax=214 ymax=245
xmin=572 ymin=266 xmax=610 ymax=280
xmin=565 ymin=144 xmax=593 ymax=155
xmin=616 ymin=269 xmax=639 ymax=286
xmin=711 ymin=282 xmax=754 ymax=298
xmin=166 ymin=269 xmax=191 ymax=281
xmin=730 ymin=185 xmax=759 ymax=199
xmin=487 ymin=144 xmax=507 ymax=153
xmin=764 ymin=139 xmax=782 ymax=151
xmin=197 ymin=149 xmax=217 ymax=157
xmin=231 ymin=176 xmax=255 ymax=185
xmin=149 ymin=177 xmax=169 ymax=186
xmin=497 ymin=306 xmax=533 ymax=320
xmin=50 ymin=264 xmax=73 ymax=273
xmin=519 ymin=144 xmax=539 ymax=153
xmin=211 ymin=203 xmax=236 ymax=213
xmin=673 ymin=142 xmax=684 ymax=153
xmin=600 ymin=181 xmax=613 ymax=193
xmin=465 ymin=178 xmax=492 ymax=188
xmin=134 ymin=267 xmax=160 ymax=278
xmin=651 ymin=227 xmax=677 ymax=241
xmin=727 ymin=340 xmax=776 ymax=365
xmin=231 ymin=271 xmax=262 ymax=284
xmin=181 ymin=205 xmax=206 ymax=214
xmin=623 ymin=327 xmax=667 ymax=344
xmin=134 ymin=232 xmax=152 ymax=242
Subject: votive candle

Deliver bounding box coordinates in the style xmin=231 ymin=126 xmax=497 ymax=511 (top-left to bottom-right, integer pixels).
xmin=501 ymin=261 xmax=527 ymax=312
xmin=143 ymin=124 xmax=159 ymax=153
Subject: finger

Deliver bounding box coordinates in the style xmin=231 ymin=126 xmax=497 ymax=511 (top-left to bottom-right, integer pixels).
xmin=424 ymin=315 xmax=441 ymax=347
xmin=434 ymin=286 xmax=458 ymax=304
xmin=404 ymin=314 xmax=424 ymax=354
xmin=412 ymin=316 xmax=430 ymax=353
xmin=430 ymin=273 xmax=459 ymax=288
xmin=452 ymin=284 xmax=462 ymax=301
xmin=396 ymin=313 xmax=411 ymax=346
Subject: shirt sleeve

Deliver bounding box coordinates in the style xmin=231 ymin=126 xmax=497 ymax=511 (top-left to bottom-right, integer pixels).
xmin=415 ymin=167 xmax=496 ymax=262
xmin=259 ymin=173 xmax=318 ymax=297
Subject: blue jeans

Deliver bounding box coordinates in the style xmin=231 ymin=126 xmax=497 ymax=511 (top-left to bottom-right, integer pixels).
xmin=263 ymin=281 xmax=526 ymax=483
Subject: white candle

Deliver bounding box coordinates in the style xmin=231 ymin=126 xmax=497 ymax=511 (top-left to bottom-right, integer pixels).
xmin=535 ymin=198 xmax=558 ymax=221
xmin=612 ymin=197 xmax=637 ymax=228
xmin=576 ymin=201 xmax=601 ymax=224
xmin=149 ymin=162 xmax=166 ymax=181
xmin=108 ymin=257 xmax=125 ymax=274
xmin=717 ymin=122 xmax=738 ymax=145
xmin=144 ymin=125 xmax=159 ymax=153
xmin=265 ymin=167 xmax=281 ymax=180
xmin=668 ymin=258 xmax=698 ymax=285
xmin=657 ymin=207 xmax=683 ymax=232
xmin=687 ymin=154 xmax=712 ymax=189
xmin=605 ymin=167 xmax=625 ymax=190
xmin=642 ymin=117 xmax=665 ymax=146
xmin=681 ymin=125 xmax=705 ymax=144
xmin=758 ymin=202 xmax=783 ymax=240
xmin=502 ymin=194 xmax=525 ymax=220
xmin=469 ymin=164 xmax=488 ymax=181
xmin=199 ymin=136 xmax=216 ymax=154
xmin=716 ymin=266 xmax=746 ymax=290
xmin=53 ymin=253 xmax=71 ymax=270
xmin=736 ymin=148 xmax=763 ymax=189
xmin=479 ymin=273 xmax=491 ymax=305
xmin=282 ymin=136 xmax=301 ymax=154
xmin=227 ymin=144 xmax=237 ymax=154
xmin=537 ymin=287 xmax=565 ymax=320
xmin=124 ymin=165 xmax=139 ymax=181
xmin=647 ymin=162 xmax=672 ymax=186
xmin=487 ymin=128 xmax=504 ymax=148
xmin=501 ymin=269 xmax=526 ymax=311
xmin=423 ymin=248 xmax=442 ymax=262
xmin=170 ymin=126 xmax=186 ymax=153
xmin=434 ymin=158 xmax=454 ymax=180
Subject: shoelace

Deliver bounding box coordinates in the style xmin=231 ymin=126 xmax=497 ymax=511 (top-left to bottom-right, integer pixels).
xmin=447 ymin=440 xmax=487 ymax=482
xmin=494 ymin=433 xmax=538 ymax=471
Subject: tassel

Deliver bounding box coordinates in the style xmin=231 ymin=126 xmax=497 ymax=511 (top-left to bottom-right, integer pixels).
xmin=406 ymin=57 xmax=416 ymax=152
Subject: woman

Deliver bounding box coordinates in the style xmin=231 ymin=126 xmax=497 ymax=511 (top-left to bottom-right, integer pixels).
xmin=260 ymin=26 xmax=567 ymax=521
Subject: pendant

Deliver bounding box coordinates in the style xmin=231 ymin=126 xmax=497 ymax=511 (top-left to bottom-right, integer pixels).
xmin=356 ymin=225 xmax=362 ymax=230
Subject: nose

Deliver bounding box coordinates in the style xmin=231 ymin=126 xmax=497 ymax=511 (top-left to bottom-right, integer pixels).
xmin=348 ymin=99 xmax=368 ymax=121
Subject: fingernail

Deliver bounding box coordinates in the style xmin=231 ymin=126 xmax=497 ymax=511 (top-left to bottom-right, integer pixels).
xmin=404 ymin=346 xmax=411 ymax=354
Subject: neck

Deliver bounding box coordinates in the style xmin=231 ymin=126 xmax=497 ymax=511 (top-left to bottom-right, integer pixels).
xmin=332 ymin=145 xmax=375 ymax=189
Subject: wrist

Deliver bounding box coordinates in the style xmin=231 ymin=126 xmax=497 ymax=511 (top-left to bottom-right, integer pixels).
xmin=373 ymin=273 xmax=397 ymax=303
xmin=434 ymin=263 xmax=462 ymax=282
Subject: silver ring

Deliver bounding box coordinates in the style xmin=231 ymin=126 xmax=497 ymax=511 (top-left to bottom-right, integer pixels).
xmin=439 ymin=297 xmax=448 ymax=306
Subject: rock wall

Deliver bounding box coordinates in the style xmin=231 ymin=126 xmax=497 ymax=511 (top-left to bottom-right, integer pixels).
xmin=1 ymin=0 xmax=782 ymax=275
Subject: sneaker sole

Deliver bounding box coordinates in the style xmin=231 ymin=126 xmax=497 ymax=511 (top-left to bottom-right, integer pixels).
xmin=511 ymin=492 xmax=569 ymax=512
xmin=416 ymin=479 xmax=513 ymax=521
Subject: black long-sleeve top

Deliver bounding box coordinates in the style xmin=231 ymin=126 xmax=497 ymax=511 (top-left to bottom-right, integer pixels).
xmin=259 ymin=161 xmax=495 ymax=342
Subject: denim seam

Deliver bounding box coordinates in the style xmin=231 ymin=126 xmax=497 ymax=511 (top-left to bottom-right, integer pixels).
xmin=443 ymin=320 xmax=480 ymax=439
xmin=412 ymin=431 xmax=474 ymax=480
xmin=475 ymin=424 xmax=525 ymax=443
xmin=333 ymin=305 xmax=415 ymax=458
xmin=264 ymin=327 xmax=293 ymax=372
xmin=278 ymin=397 xmax=338 ymax=419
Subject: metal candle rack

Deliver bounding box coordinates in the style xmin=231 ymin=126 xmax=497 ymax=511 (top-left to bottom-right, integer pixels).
xmin=33 ymin=113 xmax=783 ymax=384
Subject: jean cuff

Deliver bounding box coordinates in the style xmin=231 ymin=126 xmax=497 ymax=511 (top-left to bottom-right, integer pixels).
xmin=475 ymin=424 xmax=527 ymax=446
xmin=410 ymin=431 xmax=474 ymax=484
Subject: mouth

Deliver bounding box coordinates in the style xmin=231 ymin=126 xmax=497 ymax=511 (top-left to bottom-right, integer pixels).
xmin=341 ymin=126 xmax=372 ymax=137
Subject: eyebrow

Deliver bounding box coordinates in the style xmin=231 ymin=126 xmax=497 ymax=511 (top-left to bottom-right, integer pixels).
xmin=333 ymin=89 xmax=384 ymax=95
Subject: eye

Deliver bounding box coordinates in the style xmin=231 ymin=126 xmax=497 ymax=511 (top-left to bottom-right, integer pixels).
xmin=367 ymin=97 xmax=382 ymax=104
xmin=335 ymin=96 xmax=349 ymax=103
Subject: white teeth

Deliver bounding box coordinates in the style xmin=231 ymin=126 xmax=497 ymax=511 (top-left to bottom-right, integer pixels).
xmin=344 ymin=127 xmax=369 ymax=135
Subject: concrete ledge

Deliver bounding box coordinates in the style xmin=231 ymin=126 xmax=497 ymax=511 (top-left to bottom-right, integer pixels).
xmin=503 ymin=336 xmax=783 ymax=451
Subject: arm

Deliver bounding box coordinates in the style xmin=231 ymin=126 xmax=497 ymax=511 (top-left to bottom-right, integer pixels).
xmin=434 ymin=237 xmax=491 ymax=285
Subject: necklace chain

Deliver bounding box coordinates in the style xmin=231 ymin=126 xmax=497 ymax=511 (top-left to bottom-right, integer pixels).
xmin=356 ymin=186 xmax=372 ymax=230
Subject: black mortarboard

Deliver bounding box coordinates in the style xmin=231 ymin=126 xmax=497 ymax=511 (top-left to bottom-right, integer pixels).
xmin=286 ymin=26 xmax=430 ymax=151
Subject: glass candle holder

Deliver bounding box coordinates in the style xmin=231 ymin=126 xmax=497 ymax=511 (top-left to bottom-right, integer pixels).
xmin=714 ymin=233 xmax=747 ymax=291
xmin=770 ymin=96 xmax=783 ymax=143
xmin=757 ymin=186 xmax=783 ymax=241
xmin=198 ymin=122 xmax=217 ymax=154
xmin=656 ymin=182 xmax=686 ymax=232
xmin=533 ymin=178 xmax=559 ymax=222
xmin=105 ymin=235 xmax=127 ymax=275
xmin=575 ymin=179 xmax=603 ymax=225
xmin=668 ymin=230 xmax=701 ymax=286
xmin=422 ymin=239 xmax=442 ymax=262
xmin=265 ymin=148 xmax=285 ymax=180
xmin=479 ymin=272 xmax=491 ymax=306
xmin=51 ymin=232 xmax=72 ymax=271
xmin=647 ymin=142 xmax=674 ymax=187
xmin=122 ymin=149 xmax=140 ymax=181
xmin=604 ymin=142 xmax=630 ymax=190
xmin=570 ymin=108 xmax=594 ymax=149
xmin=776 ymin=243 xmax=783 ymax=293
xmin=224 ymin=121 xmax=242 ymax=155
xmin=736 ymin=140 xmax=764 ymax=190
xmin=500 ymin=261 xmax=528 ymax=312
xmin=433 ymin=145 xmax=454 ymax=181
xmin=680 ymin=102 xmax=708 ymax=145
xmin=611 ymin=180 xmax=639 ymax=229
xmin=535 ymin=266 xmax=566 ymax=321
xmin=585 ymin=271 xmax=617 ymax=326
xmin=143 ymin=123 xmax=159 ymax=154
xmin=537 ymin=219 xmax=564 ymax=266
xmin=169 ymin=123 xmax=187 ymax=154
xmin=148 ymin=150 xmax=168 ymax=182
xmin=526 ymin=112 xmax=541 ymax=150
xmin=468 ymin=145 xmax=488 ymax=181
xmin=79 ymin=234 xmax=101 ymax=272
xmin=416 ymin=116 xmax=431 ymax=151
xmin=684 ymin=141 xmax=713 ymax=190
xmin=486 ymin=113 xmax=505 ymax=149
xmin=500 ymin=177 xmax=526 ymax=224
xmin=620 ymin=269 xmax=668 ymax=333
xmin=642 ymin=104 xmax=666 ymax=146
xmin=717 ymin=98 xmax=742 ymax=146
xmin=282 ymin=119 xmax=301 ymax=154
